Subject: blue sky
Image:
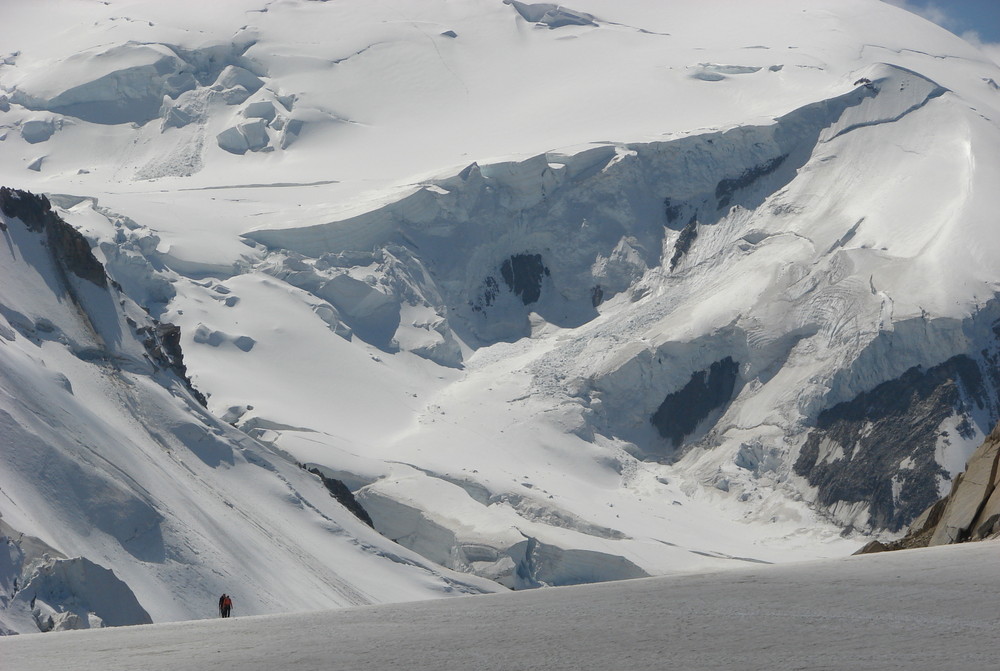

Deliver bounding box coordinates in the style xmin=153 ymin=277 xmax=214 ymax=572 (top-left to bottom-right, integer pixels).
xmin=883 ymin=0 xmax=1000 ymax=45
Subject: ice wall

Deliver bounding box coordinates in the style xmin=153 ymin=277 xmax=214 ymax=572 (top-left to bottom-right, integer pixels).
xmin=243 ymin=63 xmax=1000 ymax=538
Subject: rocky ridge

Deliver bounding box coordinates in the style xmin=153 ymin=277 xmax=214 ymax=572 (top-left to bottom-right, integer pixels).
xmin=857 ymin=423 xmax=1000 ymax=553
xmin=0 ymin=187 xmax=205 ymax=405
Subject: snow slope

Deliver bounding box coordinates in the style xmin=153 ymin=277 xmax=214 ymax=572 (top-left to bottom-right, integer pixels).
xmin=0 ymin=189 xmax=497 ymax=634
xmin=1 ymin=0 xmax=1000 ymax=624
xmin=3 ymin=540 xmax=999 ymax=670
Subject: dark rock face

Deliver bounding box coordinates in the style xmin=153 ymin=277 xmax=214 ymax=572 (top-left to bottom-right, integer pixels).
xmin=663 ymin=197 xmax=685 ymax=225
xmin=0 ymin=186 xmax=106 ymax=287
xmin=471 ymin=253 xmax=549 ymax=318
xmin=135 ymin=322 xmax=209 ymax=408
xmin=853 ymin=539 xmax=890 ymax=554
xmin=500 ymin=253 xmax=548 ymax=305
xmin=854 ymin=499 xmax=948 ymax=554
xmin=0 ymin=185 xmax=56 ymax=231
xmin=2 ymin=186 xmax=206 ymax=407
xmin=44 ymin=215 xmax=109 ymax=288
xmin=856 ymin=423 xmax=1000 ymax=554
xmin=715 ymin=155 xmax=787 ymax=209
xmin=307 ymin=467 xmax=375 ymax=528
xmin=795 ymin=355 xmax=987 ymax=531
xmin=474 ymin=276 xmax=502 ymax=312
xmin=651 ymin=357 xmax=740 ymax=448
xmin=669 ymin=215 xmax=698 ymax=271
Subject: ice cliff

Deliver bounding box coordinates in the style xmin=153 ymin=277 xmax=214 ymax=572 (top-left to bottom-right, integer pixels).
xmin=244 ymin=62 xmax=1000 ymax=537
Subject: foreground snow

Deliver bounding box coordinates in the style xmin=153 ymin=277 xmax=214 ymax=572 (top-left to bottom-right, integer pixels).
xmin=3 ymin=540 xmax=998 ymax=670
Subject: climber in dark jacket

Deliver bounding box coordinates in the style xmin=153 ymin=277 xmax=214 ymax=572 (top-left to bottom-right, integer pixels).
xmin=219 ymin=593 xmax=233 ymax=618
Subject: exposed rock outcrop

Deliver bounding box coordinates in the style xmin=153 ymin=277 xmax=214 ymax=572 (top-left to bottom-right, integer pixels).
xmin=306 ymin=467 xmax=375 ymax=528
xmin=856 ymin=423 xmax=1000 ymax=554
xmin=669 ymin=214 xmax=698 ymax=271
xmin=135 ymin=321 xmax=209 ymax=408
xmin=0 ymin=186 xmax=107 ymax=288
xmin=1 ymin=186 xmax=206 ymax=407
xmin=651 ymin=356 xmax=740 ymax=450
xmin=500 ymin=253 xmax=548 ymax=305
xmin=796 ymin=356 xmax=987 ymax=532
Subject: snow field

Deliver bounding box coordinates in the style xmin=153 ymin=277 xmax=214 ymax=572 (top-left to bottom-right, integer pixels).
xmin=3 ymin=539 xmax=999 ymax=670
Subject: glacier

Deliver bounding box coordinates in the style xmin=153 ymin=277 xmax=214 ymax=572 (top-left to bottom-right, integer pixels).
xmin=0 ymin=0 xmax=999 ymax=632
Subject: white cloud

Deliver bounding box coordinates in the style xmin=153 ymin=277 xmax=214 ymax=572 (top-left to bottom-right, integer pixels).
xmin=961 ymin=30 xmax=1000 ymax=68
xmin=882 ymin=1 xmax=1000 ymax=67
xmin=881 ymin=0 xmax=958 ymax=31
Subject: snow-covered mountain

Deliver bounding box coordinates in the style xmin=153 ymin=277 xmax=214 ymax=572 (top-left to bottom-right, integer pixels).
xmin=0 ymin=187 xmax=498 ymax=635
xmin=1 ymin=0 xmax=1000 ymax=632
